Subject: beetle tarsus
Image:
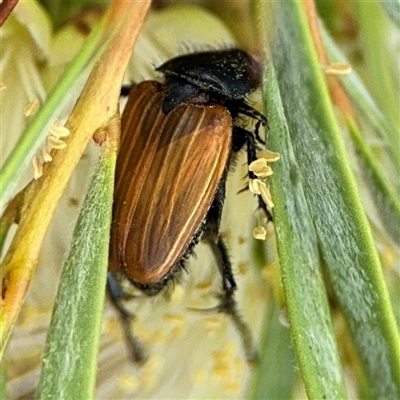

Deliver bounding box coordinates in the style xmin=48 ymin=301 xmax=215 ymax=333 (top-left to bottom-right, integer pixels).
xmin=107 ymin=273 xmax=147 ymax=364
xmin=217 ymin=292 xmax=259 ymax=364
xmin=120 ymin=313 xmax=147 ymax=364
xmin=213 ymin=239 xmax=258 ymax=364
xmin=204 ymin=192 xmax=258 ymax=363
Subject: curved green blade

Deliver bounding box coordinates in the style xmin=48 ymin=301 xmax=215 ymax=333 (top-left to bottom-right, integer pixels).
xmin=263 ymin=1 xmax=400 ymax=398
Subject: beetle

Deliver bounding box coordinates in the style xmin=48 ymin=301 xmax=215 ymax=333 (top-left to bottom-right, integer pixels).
xmin=108 ymin=49 xmax=269 ymax=363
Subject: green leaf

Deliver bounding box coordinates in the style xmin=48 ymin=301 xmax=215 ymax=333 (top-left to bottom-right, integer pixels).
xmin=353 ymin=2 xmax=400 ymax=136
xmin=347 ymin=118 xmax=400 ymax=244
xmin=263 ymin=1 xmax=400 ymax=398
xmin=320 ymin=24 xmax=400 ymax=175
xmin=249 ymin=298 xmax=297 ymax=400
xmin=320 ymin=25 xmax=400 ymax=244
xmin=35 ymin=136 xmax=116 ymax=399
xmin=261 ymin=55 xmax=348 ymax=399
xmin=379 ymin=0 xmax=400 ymax=27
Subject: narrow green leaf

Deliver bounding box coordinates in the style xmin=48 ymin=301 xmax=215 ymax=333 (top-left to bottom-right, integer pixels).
xmin=321 ymin=21 xmax=400 ymax=243
xmin=379 ymin=0 xmax=400 ymax=27
xmin=261 ymin=55 xmax=348 ymax=399
xmin=35 ymin=134 xmax=116 ymax=399
xmin=320 ymin=23 xmax=400 ymax=174
xmin=268 ymin=1 xmax=400 ymax=398
xmin=250 ymin=298 xmax=297 ymax=400
xmin=0 ymin=358 xmax=6 ymax=400
xmin=347 ymin=118 xmax=400 ymax=244
xmin=353 ymin=2 xmax=399 ymax=134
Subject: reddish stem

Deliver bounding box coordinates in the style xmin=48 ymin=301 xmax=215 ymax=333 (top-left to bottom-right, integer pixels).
xmin=0 ymin=0 xmax=19 ymax=27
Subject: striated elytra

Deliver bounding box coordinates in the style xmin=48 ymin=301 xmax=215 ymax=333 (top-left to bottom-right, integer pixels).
xmin=108 ymin=49 xmax=267 ymax=363
xmin=109 ymin=80 xmax=232 ymax=289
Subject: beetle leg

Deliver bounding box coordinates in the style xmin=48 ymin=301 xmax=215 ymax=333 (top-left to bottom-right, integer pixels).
xmin=232 ymin=126 xmax=272 ymax=220
xmin=107 ymin=273 xmax=147 ymax=364
xmin=234 ymin=102 xmax=269 ymax=130
xmin=202 ymin=182 xmax=258 ymax=363
xmin=120 ymin=81 xmax=137 ymax=97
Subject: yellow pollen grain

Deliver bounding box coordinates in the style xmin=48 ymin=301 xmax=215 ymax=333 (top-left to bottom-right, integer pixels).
xmin=205 ymin=316 xmax=222 ymax=333
xmin=223 ymin=381 xmax=242 ymax=394
xmin=194 ymin=281 xmax=213 ymax=291
xmin=47 ymin=135 xmax=67 ymax=149
xmin=104 ymin=315 xmax=120 ymax=335
xmin=41 ymin=147 xmax=52 ymax=162
xmin=134 ymin=324 xmax=152 ymax=341
xmin=253 ymin=225 xmax=267 ymax=240
xmin=237 ymin=262 xmax=248 ymax=275
xmin=164 ymin=313 xmax=185 ymax=323
xmin=234 ymin=357 xmax=245 ymax=373
xmin=169 ymin=324 xmax=185 ymax=338
xmin=24 ymin=99 xmax=40 ymax=117
xmin=32 ymin=156 xmax=43 ymax=179
xmin=170 ymin=284 xmax=185 ymax=304
xmin=164 ymin=314 xmax=186 ymax=338
xmin=193 ymin=369 xmax=206 ymax=384
xmin=0 ymin=83 xmax=6 ymax=91
xmin=119 ymin=373 xmax=140 ymax=391
xmin=50 ymin=125 xmax=70 ymax=138
xmin=212 ymin=361 xmax=229 ymax=379
xmin=150 ymin=330 xmax=167 ymax=344
xmin=211 ymin=342 xmax=236 ymax=380
xmin=142 ymin=354 xmax=164 ymax=389
xmin=324 ymin=62 xmax=352 ymax=75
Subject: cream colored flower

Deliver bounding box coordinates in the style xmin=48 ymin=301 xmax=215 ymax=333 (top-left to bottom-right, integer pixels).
xmin=2 ymin=3 xmax=275 ymax=399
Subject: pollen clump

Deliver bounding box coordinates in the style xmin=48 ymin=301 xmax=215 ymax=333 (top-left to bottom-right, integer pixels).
xmin=50 ymin=125 xmax=70 ymax=138
xmin=164 ymin=313 xmax=186 ymax=339
xmin=31 ymin=120 xmax=70 ymax=179
xmin=249 ymin=158 xmax=273 ymax=178
xmin=250 ymin=179 xmax=274 ymax=208
xmin=194 ymin=281 xmax=213 ymax=291
xmin=41 ymin=147 xmax=52 ymax=162
xmin=211 ymin=342 xmax=243 ymax=394
xmin=204 ymin=316 xmax=223 ymax=334
xmin=259 ymin=149 xmax=280 ymax=162
xmin=32 ymin=156 xmax=43 ymax=179
xmin=47 ymin=135 xmax=67 ymax=149
xmin=253 ymin=225 xmax=267 ymax=240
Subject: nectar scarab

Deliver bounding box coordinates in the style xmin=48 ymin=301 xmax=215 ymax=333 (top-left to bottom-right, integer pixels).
xmin=108 ymin=49 xmax=270 ymax=364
